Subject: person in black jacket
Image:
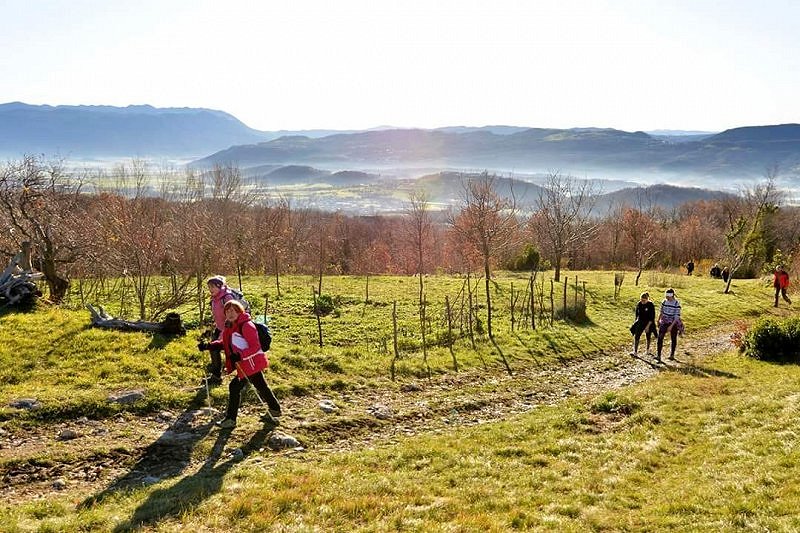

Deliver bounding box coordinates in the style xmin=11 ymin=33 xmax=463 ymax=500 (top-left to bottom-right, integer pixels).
xmin=629 ymin=292 xmax=656 ymax=356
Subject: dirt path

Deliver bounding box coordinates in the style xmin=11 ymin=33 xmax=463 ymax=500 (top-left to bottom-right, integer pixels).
xmin=0 ymin=324 xmax=737 ymax=505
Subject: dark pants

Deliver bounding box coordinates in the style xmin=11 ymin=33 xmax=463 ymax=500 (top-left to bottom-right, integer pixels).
xmin=657 ymin=322 xmax=678 ymax=359
xmin=634 ymin=323 xmax=654 ymax=353
xmin=775 ymin=287 xmax=792 ymax=306
xmin=208 ymin=328 xmax=223 ymax=378
xmin=226 ymin=371 xmax=281 ymax=420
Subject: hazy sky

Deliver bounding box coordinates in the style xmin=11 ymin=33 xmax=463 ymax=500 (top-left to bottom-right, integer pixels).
xmin=1 ymin=0 xmax=798 ymax=132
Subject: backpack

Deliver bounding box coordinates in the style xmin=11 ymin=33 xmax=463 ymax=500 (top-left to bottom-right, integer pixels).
xmin=237 ymin=320 xmax=272 ymax=352
xmin=224 ymin=288 xmax=251 ymax=314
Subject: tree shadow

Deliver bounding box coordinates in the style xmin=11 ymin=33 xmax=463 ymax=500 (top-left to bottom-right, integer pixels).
xmin=511 ymin=332 xmax=543 ymax=367
xmin=146 ymin=333 xmax=175 ymax=350
xmin=663 ymin=361 xmax=739 ymax=379
xmin=539 ymin=331 xmax=569 ymax=366
xmin=80 ymin=387 xmax=216 ymax=510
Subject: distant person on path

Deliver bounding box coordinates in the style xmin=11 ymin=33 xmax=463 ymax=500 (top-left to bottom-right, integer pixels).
xmin=686 ymin=260 xmax=695 ymax=276
xmin=629 ymin=292 xmax=656 ymax=357
xmin=721 ymin=267 xmax=730 ymax=283
xmin=199 ymin=300 xmax=281 ymax=428
xmin=201 ymin=275 xmax=236 ymax=387
xmin=656 ymin=288 xmax=684 ymax=362
xmin=773 ymin=266 xmax=792 ymax=307
xmin=710 ymin=263 xmax=721 ymax=279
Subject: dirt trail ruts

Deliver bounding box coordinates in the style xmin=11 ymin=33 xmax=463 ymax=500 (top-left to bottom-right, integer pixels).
xmin=0 ymin=324 xmax=737 ymax=504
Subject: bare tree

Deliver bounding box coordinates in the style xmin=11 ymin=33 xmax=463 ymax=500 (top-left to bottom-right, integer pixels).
xmin=0 ymin=156 xmax=97 ymax=302
xmin=404 ymin=190 xmax=433 ymax=377
xmin=531 ymin=171 xmax=597 ymax=282
xmin=722 ymin=172 xmax=782 ymax=293
xmin=449 ymin=172 xmax=518 ymax=374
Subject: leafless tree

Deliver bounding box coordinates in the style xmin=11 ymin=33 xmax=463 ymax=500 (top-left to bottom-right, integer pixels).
xmin=531 ymin=171 xmax=597 ymax=282
xmin=404 ymin=189 xmax=433 ymax=377
xmin=0 ymin=155 xmax=97 ymax=302
xmin=449 ymin=172 xmax=518 ymax=374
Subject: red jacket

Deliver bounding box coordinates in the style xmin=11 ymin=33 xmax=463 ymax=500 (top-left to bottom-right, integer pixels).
xmin=209 ymin=312 xmax=268 ymax=378
xmin=774 ymin=270 xmax=790 ymax=289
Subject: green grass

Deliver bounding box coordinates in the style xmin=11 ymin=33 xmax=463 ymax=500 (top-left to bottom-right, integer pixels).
xmin=0 ymin=271 xmax=780 ymax=424
xmin=5 ymin=351 xmax=800 ymax=530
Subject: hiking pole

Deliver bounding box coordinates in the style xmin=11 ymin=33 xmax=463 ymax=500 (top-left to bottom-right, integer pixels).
xmin=234 ymin=361 xmax=266 ymax=406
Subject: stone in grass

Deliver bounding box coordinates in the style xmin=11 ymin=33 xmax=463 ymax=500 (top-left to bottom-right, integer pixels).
xmin=9 ymin=398 xmax=40 ymax=410
xmin=0 ymin=428 xmax=9 ymax=437
xmin=57 ymin=429 xmax=79 ymax=441
xmin=366 ymin=404 xmax=392 ymax=420
xmin=142 ymin=476 xmax=160 ymax=485
xmin=52 ymin=478 xmax=67 ymax=490
xmin=318 ymin=400 xmax=339 ymax=413
xmin=400 ymin=383 xmax=422 ymax=393
xmin=268 ymin=432 xmax=301 ymax=450
xmin=230 ymin=448 xmax=244 ymax=460
xmin=157 ymin=431 xmax=196 ymax=446
xmin=107 ymin=390 xmax=145 ymax=404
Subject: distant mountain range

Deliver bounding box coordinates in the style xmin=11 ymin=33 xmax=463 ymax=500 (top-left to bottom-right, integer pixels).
xmin=195 ymin=125 xmax=800 ymax=181
xmin=2 ymin=102 xmax=799 ymax=184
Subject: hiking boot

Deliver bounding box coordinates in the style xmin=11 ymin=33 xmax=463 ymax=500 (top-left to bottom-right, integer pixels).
xmin=629 ymin=351 xmax=637 ymax=356
xmin=201 ymin=375 xmax=222 ymax=387
xmin=215 ymin=417 xmax=236 ymax=428
xmin=668 ymin=355 xmax=676 ymax=360
xmin=260 ymin=412 xmax=279 ymax=425
xmin=268 ymin=408 xmax=282 ymax=418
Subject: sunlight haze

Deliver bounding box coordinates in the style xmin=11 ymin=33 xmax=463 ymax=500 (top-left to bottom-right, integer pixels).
xmin=1 ymin=0 xmax=798 ymax=131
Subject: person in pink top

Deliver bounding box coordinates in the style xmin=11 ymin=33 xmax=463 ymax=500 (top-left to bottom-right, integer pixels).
xmin=200 ymin=300 xmax=282 ymax=428
xmin=200 ymin=275 xmax=235 ymax=386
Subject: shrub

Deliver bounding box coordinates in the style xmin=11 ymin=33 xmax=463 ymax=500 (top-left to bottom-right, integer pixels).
xmin=741 ymin=317 xmax=800 ymax=362
xmin=590 ymin=391 xmax=639 ymax=416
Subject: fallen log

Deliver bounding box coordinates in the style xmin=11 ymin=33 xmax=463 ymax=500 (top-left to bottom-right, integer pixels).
xmin=86 ymin=304 xmax=186 ymax=335
xmin=0 ymin=242 xmax=43 ymax=308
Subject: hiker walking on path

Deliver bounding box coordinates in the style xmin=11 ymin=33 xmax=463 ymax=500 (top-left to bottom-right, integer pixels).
xmin=710 ymin=263 xmax=721 ymax=279
xmin=656 ymin=288 xmax=684 ymax=362
xmin=200 ymin=275 xmax=236 ymax=387
xmin=629 ymin=292 xmax=656 ymax=357
xmin=686 ymin=260 xmax=694 ymax=276
xmin=199 ymin=299 xmax=282 ymax=428
xmin=773 ymin=266 xmax=792 ymax=307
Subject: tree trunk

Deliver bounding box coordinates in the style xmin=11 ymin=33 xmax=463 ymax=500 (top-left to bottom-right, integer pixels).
xmin=484 ymin=255 xmax=493 ymax=339
xmin=273 ymin=256 xmax=281 ymax=297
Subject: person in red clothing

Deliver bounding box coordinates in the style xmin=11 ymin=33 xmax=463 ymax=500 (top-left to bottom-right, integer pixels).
xmin=773 ymin=266 xmax=792 ymax=307
xmin=199 ymin=300 xmax=282 ymax=428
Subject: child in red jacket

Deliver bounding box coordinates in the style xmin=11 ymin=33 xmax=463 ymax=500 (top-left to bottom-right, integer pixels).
xmin=200 ymin=300 xmax=282 ymax=428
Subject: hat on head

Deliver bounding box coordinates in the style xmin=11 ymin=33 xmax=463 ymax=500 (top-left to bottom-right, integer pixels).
xmin=665 ymin=288 xmax=675 ymax=296
xmin=207 ymin=275 xmax=226 ymax=288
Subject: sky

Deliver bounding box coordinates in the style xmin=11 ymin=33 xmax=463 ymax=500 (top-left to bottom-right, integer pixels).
xmin=1 ymin=0 xmax=799 ymax=132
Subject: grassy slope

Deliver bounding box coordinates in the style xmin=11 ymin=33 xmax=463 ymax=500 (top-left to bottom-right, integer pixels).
xmin=0 ymin=271 xmax=793 ymax=531
xmin=5 ymin=352 xmax=800 ymax=531
xmin=0 ymin=271 xmax=771 ymax=423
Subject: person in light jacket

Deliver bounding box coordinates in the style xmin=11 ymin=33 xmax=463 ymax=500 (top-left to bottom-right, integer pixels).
xmin=656 ymin=288 xmax=684 ymax=363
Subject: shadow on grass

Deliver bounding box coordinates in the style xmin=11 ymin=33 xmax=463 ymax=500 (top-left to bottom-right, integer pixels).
xmin=511 ymin=333 xmax=544 ymax=367
xmin=111 ymin=423 xmax=276 ymax=532
xmin=146 ymin=334 xmax=176 ymax=350
xmin=80 ymin=387 xmax=215 ymax=510
xmin=539 ymin=331 xmax=569 ymax=366
xmin=664 ymin=361 xmax=740 ymax=379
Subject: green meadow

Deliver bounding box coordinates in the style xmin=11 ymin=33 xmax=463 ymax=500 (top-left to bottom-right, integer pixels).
xmin=0 ymin=270 xmax=796 ymax=531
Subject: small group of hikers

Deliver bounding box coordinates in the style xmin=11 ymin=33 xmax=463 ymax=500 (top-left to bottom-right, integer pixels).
xmin=708 ymin=262 xmax=730 ymax=282
xmin=633 ymin=264 xmax=793 ymax=360
xmin=629 ymin=289 xmax=684 ymax=362
xmin=197 ymin=275 xmax=282 ymax=429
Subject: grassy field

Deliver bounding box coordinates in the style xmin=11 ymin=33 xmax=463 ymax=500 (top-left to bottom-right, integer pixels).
xmin=4 ymin=350 xmax=800 ymax=530
xmin=0 ymin=270 xmax=775 ymax=424
xmin=0 ymin=270 xmax=795 ymax=531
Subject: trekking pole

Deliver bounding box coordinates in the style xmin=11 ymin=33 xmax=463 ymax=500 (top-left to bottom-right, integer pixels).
xmin=233 ymin=361 xmax=267 ymax=406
